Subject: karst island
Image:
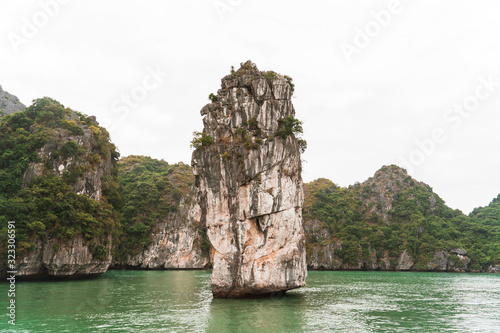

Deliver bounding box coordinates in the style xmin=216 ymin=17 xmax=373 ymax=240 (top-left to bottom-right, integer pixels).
xmin=190 ymin=61 xmax=307 ymax=298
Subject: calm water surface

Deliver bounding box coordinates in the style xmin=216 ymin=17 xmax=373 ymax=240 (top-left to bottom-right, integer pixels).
xmin=1 ymin=270 xmax=499 ymax=332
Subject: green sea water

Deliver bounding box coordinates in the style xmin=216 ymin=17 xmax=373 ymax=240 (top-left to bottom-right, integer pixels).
xmin=1 ymin=270 xmax=499 ymax=332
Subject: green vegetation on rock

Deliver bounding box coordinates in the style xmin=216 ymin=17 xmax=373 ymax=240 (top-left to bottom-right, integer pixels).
xmin=466 ymin=195 xmax=500 ymax=269
xmin=0 ymin=97 xmax=121 ymax=260
xmin=276 ymin=115 xmax=307 ymax=153
xmin=190 ymin=131 xmax=215 ymax=149
xmin=114 ymin=155 xmax=195 ymax=258
xmin=208 ymin=93 xmax=218 ymax=103
xmin=304 ymin=165 xmax=500 ymax=271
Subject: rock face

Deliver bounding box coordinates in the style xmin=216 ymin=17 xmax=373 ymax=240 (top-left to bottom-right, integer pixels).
xmin=16 ymin=235 xmax=112 ymax=279
xmin=359 ymin=165 xmax=430 ymax=223
xmin=427 ymin=249 xmax=471 ymax=272
xmin=18 ymin=109 xmax=117 ymax=279
xmin=22 ymin=112 xmax=113 ymax=201
xmin=0 ymin=98 xmax=120 ymax=280
xmin=120 ymin=223 xmax=209 ymax=269
xmin=303 ymin=166 xmax=482 ymax=273
xmin=488 ymin=265 xmax=500 ymax=273
xmin=306 ymin=245 xmax=473 ymax=272
xmin=191 ymin=61 xmax=307 ymax=297
xmin=0 ymin=85 xmax=26 ymax=116
xmin=396 ymin=250 xmax=414 ymax=271
xmin=109 ymin=156 xmax=210 ymax=270
xmin=112 ymin=197 xmax=209 ymax=270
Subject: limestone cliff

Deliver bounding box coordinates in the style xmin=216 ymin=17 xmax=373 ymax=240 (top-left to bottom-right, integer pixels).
xmin=304 ymin=165 xmax=493 ymax=273
xmin=0 ymin=85 xmax=25 ymax=116
xmin=113 ymin=200 xmax=209 ymax=269
xmin=191 ymin=61 xmax=307 ymax=297
xmin=111 ymin=156 xmax=209 ymax=270
xmin=16 ymin=234 xmax=113 ymax=278
xmin=0 ymin=97 xmax=120 ymax=280
xmin=22 ymin=112 xmax=114 ymax=201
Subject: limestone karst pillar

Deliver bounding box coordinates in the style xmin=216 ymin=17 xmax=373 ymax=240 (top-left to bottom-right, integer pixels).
xmin=191 ymin=61 xmax=307 ymax=298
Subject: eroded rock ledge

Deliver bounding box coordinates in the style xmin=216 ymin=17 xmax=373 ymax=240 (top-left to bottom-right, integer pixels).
xmin=191 ymin=61 xmax=307 ymax=298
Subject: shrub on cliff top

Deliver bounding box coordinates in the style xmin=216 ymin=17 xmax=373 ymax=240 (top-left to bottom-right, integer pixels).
xmin=264 ymin=71 xmax=276 ymax=80
xmin=232 ymin=61 xmax=259 ymax=76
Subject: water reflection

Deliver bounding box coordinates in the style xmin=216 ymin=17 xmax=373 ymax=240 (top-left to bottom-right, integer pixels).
xmin=206 ymin=291 xmax=306 ymax=332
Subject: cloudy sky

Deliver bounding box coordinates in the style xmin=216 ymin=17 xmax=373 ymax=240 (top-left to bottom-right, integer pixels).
xmin=1 ymin=0 xmax=499 ymax=214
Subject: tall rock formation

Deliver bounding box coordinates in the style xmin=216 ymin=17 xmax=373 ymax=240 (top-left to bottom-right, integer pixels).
xmin=0 ymin=85 xmax=26 ymax=116
xmin=191 ymin=61 xmax=307 ymax=298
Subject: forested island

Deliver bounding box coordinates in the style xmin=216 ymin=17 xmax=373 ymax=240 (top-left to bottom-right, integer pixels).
xmin=1 ymin=76 xmax=499 ymax=281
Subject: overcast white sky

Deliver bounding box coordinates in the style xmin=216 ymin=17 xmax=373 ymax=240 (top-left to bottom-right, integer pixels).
xmin=1 ymin=0 xmax=499 ymax=214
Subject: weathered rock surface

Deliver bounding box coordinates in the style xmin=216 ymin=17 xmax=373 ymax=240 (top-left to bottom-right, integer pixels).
xmin=360 ymin=165 xmax=430 ymax=223
xmin=112 ymin=197 xmax=209 ymax=270
xmin=0 ymin=100 xmax=119 ymax=280
xmin=109 ymin=156 xmax=210 ymax=270
xmin=0 ymin=85 xmax=25 ymax=116
xmin=306 ymin=244 xmax=472 ymax=272
xmin=427 ymin=249 xmax=471 ymax=272
xmin=396 ymin=249 xmax=414 ymax=270
xmin=122 ymin=225 xmax=208 ymax=269
xmin=487 ymin=265 xmax=500 ymax=273
xmin=16 ymin=235 xmax=112 ymax=279
xmin=23 ymin=112 xmax=113 ymax=201
xmin=191 ymin=61 xmax=307 ymax=297
xmin=303 ymin=166 xmax=481 ymax=273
